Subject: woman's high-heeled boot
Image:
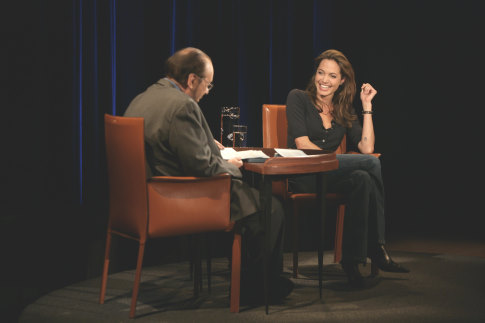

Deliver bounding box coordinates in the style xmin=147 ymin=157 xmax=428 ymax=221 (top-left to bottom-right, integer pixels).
xmin=341 ymin=262 xmax=380 ymax=289
xmin=370 ymin=244 xmax=410 ymax=273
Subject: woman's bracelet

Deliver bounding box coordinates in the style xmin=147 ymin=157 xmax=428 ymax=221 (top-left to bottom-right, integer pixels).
xmin=362 ymin=110 xmax=373 ymax=114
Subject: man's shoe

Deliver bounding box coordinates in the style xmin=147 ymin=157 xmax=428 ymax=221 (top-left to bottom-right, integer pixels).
xmin=341 ymin=262 xmax=380 ymax=289
xmin=370 ymin=244 xmax=410 ymax=273
xmin=240 ymin=276 xmax=293 ymax=306
xmin=269 ymin=276 xmax=294 ymax=304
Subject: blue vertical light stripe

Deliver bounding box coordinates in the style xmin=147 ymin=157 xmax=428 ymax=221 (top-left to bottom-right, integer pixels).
xmin=110 ymin=0 xmax=117 ymax=115
xmin=76 ymin=0 xmax=84 ymax=205
xmin=72 ymin=0 xmax=77 ymax=204
xmin=170 ymin=0 xmax=176 ymax=54
xmin=72 ymin=0 xmax=77 ymax=167
xmin=268 ymin=0 xmax=273 ymax=104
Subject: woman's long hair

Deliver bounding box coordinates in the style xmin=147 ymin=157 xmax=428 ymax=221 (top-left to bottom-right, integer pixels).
xmin=306 ymin=49 xmax=357 ymax=127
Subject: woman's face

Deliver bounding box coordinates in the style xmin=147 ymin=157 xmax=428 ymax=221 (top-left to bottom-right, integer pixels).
xmin=314 ymin=59 xmax=345 ymax=100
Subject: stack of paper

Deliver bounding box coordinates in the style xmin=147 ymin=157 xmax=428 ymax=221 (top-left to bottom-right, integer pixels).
xmin=220 ymin=148 xmax=270 ymax=160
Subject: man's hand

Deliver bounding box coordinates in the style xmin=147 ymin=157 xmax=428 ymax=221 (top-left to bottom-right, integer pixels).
xmin=227 ymin=157 xmax=243 ymax=168
xmin=214 ymin=139 xmax=225 ymax=150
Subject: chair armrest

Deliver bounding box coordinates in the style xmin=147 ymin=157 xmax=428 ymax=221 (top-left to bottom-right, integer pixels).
xmin=146 ymin=173 xmax=232 ymax=236
xmin=149 ymin=173 xmax=231 ymax=183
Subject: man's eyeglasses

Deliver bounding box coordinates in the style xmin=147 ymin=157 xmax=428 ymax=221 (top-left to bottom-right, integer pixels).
xmin=195 ymin=74 xmax=214 ymax=91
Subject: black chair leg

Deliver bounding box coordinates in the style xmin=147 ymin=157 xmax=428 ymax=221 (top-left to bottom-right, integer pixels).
xmin=206 ymin=233 xmax=212 ymax=293
xmin=191 ymin=235 xmax=203 ymax=297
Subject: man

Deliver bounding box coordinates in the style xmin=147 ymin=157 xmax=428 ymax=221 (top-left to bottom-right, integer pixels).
xmin=124 ymin=47 xmax=292 ymax=304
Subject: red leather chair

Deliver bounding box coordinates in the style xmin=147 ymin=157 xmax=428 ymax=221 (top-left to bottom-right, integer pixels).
xmin=262 ymin=104 xmax=346 ymax=277
xmin=100 ymin=114 xmax=242 ymax=318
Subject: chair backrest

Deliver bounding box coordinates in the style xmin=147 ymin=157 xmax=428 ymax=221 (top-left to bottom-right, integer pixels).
xmin=262 ymin=104 xmax=347 ymax=153
xmin=262 ymin=104 xmax=288 ymax=148
xmin=104 ymin=114 xmax=148 ymax=239
xmin=105 ymin=113 xmax=233 ymax=241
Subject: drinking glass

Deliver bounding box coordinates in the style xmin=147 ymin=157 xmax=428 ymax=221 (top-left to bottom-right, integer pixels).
xmin=220 ymin=106 xmax=240 ymax=147
xmin=232 ymin=124 xmax=247 ymax=147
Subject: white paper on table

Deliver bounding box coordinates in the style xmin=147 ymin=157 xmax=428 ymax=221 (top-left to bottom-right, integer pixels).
xmin=220 ymin=148 xmax=270 ymax=160
xmin=274 ymin=148 xmax=309 ymax=157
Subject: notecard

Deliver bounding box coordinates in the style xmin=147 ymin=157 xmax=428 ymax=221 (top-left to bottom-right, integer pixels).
xmin=274 ymin=148 xmax=309 ymax=157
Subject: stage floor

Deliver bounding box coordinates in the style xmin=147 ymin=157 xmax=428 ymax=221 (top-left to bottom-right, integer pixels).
xmin=18 ymin=236 xmax=485 ymax=323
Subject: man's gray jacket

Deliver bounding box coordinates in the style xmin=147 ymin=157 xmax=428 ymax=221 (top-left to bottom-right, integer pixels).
xmin=124 ymin=78 xmax=259 ymax=221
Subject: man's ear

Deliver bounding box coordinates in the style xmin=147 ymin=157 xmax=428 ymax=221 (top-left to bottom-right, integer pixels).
xmin=187 ymin=73 xmax=198 ymax=90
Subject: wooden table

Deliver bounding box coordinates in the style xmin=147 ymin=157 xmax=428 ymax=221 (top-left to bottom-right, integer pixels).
xmin=239 ymin=148 xmax=339 ymax=314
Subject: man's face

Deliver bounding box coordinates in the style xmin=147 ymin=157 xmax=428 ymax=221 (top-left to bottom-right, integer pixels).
xmin=191 ymin=62 xmax=214 ymax=103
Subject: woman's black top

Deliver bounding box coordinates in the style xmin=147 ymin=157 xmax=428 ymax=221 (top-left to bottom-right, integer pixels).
xmin=286 ymin=89 xmax=362 ymax=151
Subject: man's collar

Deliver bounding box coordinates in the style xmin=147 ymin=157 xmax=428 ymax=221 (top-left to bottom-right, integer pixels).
xmin=164 ymin=77 xmax=182 ymax=92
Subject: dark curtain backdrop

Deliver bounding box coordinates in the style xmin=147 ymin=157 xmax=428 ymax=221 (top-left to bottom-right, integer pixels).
xmin=2 ymin=0 xmax=484 ymax=319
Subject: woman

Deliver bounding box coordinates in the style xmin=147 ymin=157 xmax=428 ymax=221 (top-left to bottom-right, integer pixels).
xmin=286 ymin=49 xmax=409 ymax=289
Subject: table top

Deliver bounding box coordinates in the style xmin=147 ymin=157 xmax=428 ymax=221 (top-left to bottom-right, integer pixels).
xmin=237 ymin=147 xmax=339 ymax=175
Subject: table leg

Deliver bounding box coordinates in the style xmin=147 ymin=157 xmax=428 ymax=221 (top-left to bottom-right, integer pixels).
xmin=261 ymin=176 xmax=272 ymax=314
xmin=316 ymin=172 xmax=328 ymax=299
